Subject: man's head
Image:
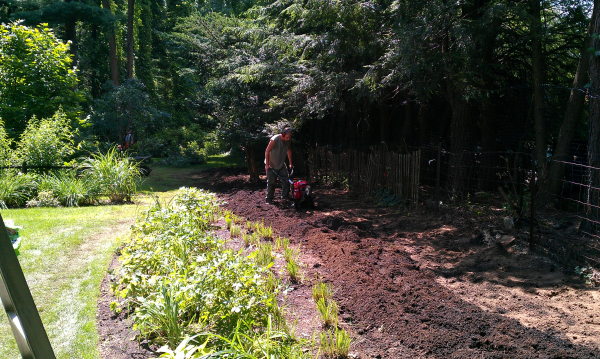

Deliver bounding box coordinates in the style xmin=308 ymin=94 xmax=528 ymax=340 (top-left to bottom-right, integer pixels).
xmin=282 ymin=128 xmax=292 ymax=141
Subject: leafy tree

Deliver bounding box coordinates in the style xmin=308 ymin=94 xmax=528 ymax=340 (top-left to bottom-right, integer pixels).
xmin=0 ymin=119 xmax=12 ymax=167
xmin=0 ymin=22 xmax=83 ymax=137
xmin=90 ymin=79 xmax=170 ymax=148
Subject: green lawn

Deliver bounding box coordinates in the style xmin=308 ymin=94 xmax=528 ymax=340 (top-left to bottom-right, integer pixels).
xmin=0 ymin=153 xmax=245 ymax=359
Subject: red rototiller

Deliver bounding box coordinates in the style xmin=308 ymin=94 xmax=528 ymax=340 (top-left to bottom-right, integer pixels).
xmin=269 ymin=167 xmax=313 ymax=210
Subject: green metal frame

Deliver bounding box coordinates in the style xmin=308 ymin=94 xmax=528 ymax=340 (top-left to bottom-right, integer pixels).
xmin=0 ymin=213 xmax=55 ymax=359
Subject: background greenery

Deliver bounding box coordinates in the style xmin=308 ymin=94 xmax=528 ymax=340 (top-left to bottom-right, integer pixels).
xmin=0 ymin=153 xmax=245 ymax=358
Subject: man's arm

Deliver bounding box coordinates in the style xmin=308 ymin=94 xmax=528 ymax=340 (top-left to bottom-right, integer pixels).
xmin=265 ymin=140 xmax=274 ymax=173
xmin=287 ymin=147 xmax=293 ymax=168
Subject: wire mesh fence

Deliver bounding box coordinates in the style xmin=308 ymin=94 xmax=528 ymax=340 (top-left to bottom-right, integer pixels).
xmin=303 ymin=140 xmax=600 ymax=270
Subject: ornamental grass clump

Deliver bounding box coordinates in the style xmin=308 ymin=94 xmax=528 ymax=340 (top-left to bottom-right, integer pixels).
xmin=40 ymin=170 xmax=99 ymax=207
xmin=255 ymin=242 xmax=274 ymax=268
xmin=82 ymin=147 xmax=140 ymax=202
xmin=285 ymin=246 xmax=302 ymax=283
xmin=316 ymin=297 xmax=338 ymax=328
xmin=286 ymin=259 xmax=301 ymax=283
xmin=0 ymin=169 xmax=36 ymax=208
xmin=312 ymin=281 xmax=334 ymax=303
xmin=319 ymin=327 xmax=352 ymax=359
xmin=230 ymin=223 xmax=241 ymax=238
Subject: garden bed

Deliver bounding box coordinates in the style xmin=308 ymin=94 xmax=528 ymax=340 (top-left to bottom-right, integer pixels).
xmin=99 ymin=166 xmax=600 ymax=358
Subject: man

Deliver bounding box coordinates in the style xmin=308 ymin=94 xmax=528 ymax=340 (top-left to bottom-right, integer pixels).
xmin=123 ymin=129 xmax=134 ymax=149
xmin=265 ymin=128 xmax=293 ymax=203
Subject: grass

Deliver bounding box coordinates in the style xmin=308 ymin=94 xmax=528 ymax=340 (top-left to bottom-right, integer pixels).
xmin=0 ymin=204 xmax=139 ymax=359
xmin=139 ymin=153 xmax=245 ymax=193
xmin=0 ymin=152 xmax=246 ymax=358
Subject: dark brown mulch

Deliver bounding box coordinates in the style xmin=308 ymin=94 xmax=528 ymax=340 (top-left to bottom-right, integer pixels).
xmin=97 ymin=166 xmax=600 ymax=359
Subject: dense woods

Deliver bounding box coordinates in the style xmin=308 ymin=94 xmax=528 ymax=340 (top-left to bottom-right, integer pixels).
xmin=0 ymin=0 xmax=597 ymax=199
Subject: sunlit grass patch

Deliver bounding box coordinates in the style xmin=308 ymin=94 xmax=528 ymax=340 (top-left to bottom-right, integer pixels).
xmin=0 ymin=204 xmax=138 ymax=359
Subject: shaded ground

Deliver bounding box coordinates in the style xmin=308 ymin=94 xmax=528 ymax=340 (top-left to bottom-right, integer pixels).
xmin=99 ymin=166 xmax=600 ymax=358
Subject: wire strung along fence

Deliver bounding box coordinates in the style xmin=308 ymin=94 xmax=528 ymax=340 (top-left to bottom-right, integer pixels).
xmin=537 ymin=154 xmax=600 ymax=270
xmin=417 ymin=138 xmax=600 ymax=270
xmin=305 ymin=145 xmax=421 ymax=206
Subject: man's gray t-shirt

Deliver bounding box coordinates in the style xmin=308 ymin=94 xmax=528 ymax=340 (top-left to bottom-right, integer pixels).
xmin=267 ymin=134 xmax=290 ymax=169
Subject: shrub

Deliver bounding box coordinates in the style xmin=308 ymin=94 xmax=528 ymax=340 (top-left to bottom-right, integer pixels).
xmin=82 ymin=147 xmax=140 ymax=202
xmin=13 ymin=110 xmax=77 ymax=168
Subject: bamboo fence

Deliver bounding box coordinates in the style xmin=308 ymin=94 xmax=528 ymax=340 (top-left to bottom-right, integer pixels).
xmin=308 ymin=147 xmax=421 ymax=205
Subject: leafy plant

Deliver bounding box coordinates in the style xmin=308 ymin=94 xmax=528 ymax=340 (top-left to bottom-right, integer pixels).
xmin=135 ymin=285 xmax=191 ymax=347
xmin=156 ymin=335 xmax=211 ymax=359
xmin=26 ymin=190 xmax=60 ymax=208
xmin=13 ymin=110 xmax=77 ymax=168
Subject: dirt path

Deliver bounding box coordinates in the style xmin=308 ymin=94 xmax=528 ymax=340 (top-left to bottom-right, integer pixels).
xmin=202 ymin=167 xmax=600 ymax=359
xmin=98 ymin=167 xmax=600 ymax=358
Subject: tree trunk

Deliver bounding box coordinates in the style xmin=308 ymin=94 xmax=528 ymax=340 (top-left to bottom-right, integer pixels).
xmin=245 ymin=142 xmax=259 ymax=182
xmin=102 ymin=0 xmax=119 ymax=86
xmin=479 ymin=102 xmax=497 ymax=190
xmin=530 ymin=0 xmax=547 ymax=179
xmin=542 ymin=0 xmax=596 ymax=205
xmin=379 ymin=97 xmax=391 ymax=143
xmin=138 ymin=0 xmax=155 ymax=93
xmin=127 ymin=0 xmax=135 ymax=79
xmin=448 ymin=93 xmax=476 ymax=196
xmin=65 ymin=20 xmax=77 ymax=66
xmin=586 ymin=0 xmax=600 ymax=232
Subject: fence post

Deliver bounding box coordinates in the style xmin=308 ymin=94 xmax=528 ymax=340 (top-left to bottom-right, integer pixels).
xmin=436 ymin=142 xmax=441 ymax=212
xmin=530 ymin=148 xmax=536 ymax=251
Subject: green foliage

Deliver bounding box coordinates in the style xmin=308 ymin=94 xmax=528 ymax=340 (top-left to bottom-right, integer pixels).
xmin=82 ymin=147 xmax=141 ymax=202
xmin=0 ymin=169 xmax=36 ymax=208
xmin=316 ymin=297 xmax=338 ymax=328
xmin=38 ymin=170 xmax=99 ymax=207
xmin=91 ymin=79 xmax=170 ymax=147
xmin=14 ymin=110 xmax=77 ymax=167
xmin=26 ymin=190 xmax=60 ymax=208
xmin=0 ymin=22 xmax=82 ymax=136
xmin=115 ymin=188 xmax=305 ymax=354
xmin=254 ymin=242 xmax=274 ymax=268
xmin=0 ymin=119 xmax=12 ymax=167
xmin=319 ymin=327 xmax=351 ymax=359
xmin=312 ymin=281 xmax=333 ymax=303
